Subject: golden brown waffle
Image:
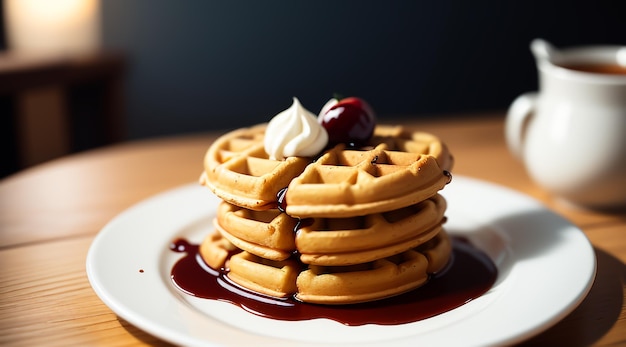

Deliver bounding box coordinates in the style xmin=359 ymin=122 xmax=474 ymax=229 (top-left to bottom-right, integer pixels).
xmin=296 ymin=231 xmax=451 ymax=304
xmin=285 ymin=148 xmax=449 ymax=218
xmin=200 ymin=124 xmax=452 ymax=215
xmin=366 ymin=125 xmax=454 ymax=171
xmin=214 ymin=195 xmax=446 ymax=266
xmin=200 ymin=124 xmax=309 ymax=210
xmin=296 ymin=194 xmax=447 ymax=266
xmin=197 ymin=230 xmax=301 ymax=298
xmin=198 ymin=227 xmax=451 ymax=303
xmin=228 ymin=251 xmax=302 ymax=298
xmin=198 ymin=230 xmax=237 ymax=270
xmin=416 ymin=228 xmax=453 ymax=273
xmin=214 ymin=201 xmax=297 ymax=261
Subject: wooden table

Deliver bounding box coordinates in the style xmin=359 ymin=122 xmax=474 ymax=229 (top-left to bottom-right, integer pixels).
xmin=1 ymin=115 xmax=625 ymax=346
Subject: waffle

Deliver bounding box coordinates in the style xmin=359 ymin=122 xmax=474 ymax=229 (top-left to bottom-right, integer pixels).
xmin=284 ymin=145 xmax=449 ymax=218
xmin=369 ymin=125 xmax=454 ymax=172
xmin=214 ymin=201 xmax=297 ymax=261
xmin=296 ymin=231 xmax=451 ymax=304
xmin=200 ymin=124 xmax=309 ymax=210
xmin=214 ymin=194 xmax=446 ymax=266
xmin=228 ymin=251 xmax=302 ymax=298
xmin=198 ymin=228 xmax=451 ymax=303
xmin=200 ymin=124 xmax=453 ymax=215
xmin=198 ymin=230 xmax=237 ymax=270
xmin=296 ymin=194 xmax=447 ymax=266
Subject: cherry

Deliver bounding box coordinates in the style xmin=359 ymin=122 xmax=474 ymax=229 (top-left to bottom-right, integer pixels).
xmin=318 ymin=97 xmax=376 ymax=146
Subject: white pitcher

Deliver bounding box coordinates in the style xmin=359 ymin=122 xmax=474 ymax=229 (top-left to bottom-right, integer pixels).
xmin=506 ymin=39 xmax=626 ymax=209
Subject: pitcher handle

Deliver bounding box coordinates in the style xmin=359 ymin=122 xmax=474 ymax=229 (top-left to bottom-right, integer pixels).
xmin=505 ymin=92 xmax=537 ymax=160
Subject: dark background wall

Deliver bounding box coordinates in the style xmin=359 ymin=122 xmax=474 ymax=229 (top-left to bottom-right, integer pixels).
xmin=76 ymin=1 xmax=626 ymax=139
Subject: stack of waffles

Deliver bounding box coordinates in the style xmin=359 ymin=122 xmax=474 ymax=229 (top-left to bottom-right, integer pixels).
xmin=198 ymin=124 xmax=454 ymax=304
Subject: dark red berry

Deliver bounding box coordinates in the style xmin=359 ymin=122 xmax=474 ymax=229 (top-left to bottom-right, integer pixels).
xmin=319 ymin=97 xmax=376 ymax=146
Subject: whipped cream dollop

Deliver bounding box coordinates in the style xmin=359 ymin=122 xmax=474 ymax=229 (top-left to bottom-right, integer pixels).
xmin=264 ymin=97 xmax=328 ymax=160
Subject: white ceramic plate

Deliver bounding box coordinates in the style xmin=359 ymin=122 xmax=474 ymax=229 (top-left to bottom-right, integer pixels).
xmin=86 ymin=176 xmax=596 ymax=346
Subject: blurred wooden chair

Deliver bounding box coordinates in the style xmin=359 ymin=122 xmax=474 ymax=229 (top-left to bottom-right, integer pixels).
xmin=0 ymin=52 xmax=126 ymax=177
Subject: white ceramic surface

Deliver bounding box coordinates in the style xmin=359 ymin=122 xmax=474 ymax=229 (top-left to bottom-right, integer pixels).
xmin=86 ymin=176 xmax=596 ymax=346
xmin=506 ymin=39 xmax=626 ymax=209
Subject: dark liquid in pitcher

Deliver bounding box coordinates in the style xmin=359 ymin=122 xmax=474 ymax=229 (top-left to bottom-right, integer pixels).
xmin=561 ymin=63 xmax=626 ymax=75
